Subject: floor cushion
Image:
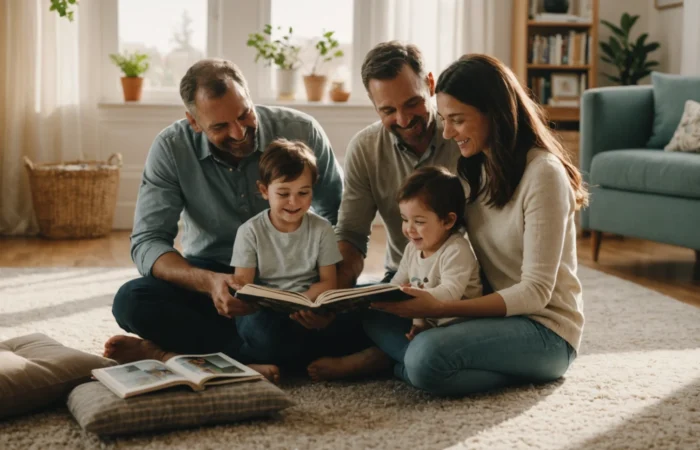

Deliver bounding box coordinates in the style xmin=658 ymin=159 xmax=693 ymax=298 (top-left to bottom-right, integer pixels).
xmin=67 ymin=379 xmax=295 ymax=436
xmin=0 ymin=333 xmax=116 ymax=419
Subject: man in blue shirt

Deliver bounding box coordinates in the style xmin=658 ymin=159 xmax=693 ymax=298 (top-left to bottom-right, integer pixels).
xmin=104 ymin=59 xmax=367 ymax=378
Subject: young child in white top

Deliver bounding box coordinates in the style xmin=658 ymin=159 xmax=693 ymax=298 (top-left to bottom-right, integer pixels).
xmin=391 ymin=166 xmax=482 ymax=340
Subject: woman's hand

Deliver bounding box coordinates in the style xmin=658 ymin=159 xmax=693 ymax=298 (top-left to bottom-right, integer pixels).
xmin=290 ymin=310 xmax=336 ymax=330
xmin=371 ymin=286 xmax=445 ymax=318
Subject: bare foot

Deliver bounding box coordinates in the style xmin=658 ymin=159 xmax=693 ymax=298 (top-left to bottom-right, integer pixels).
xmin=103 ymin=335 xmax=176 ymax=364
xmin=249 ymin=364 xmax=281 ymax=384
xmin=307 ymin=347 xmax=392 ymax=382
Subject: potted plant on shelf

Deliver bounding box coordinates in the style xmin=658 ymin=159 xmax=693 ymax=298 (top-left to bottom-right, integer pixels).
xmin=247 ymin=25 xmax=302 ymax=100
xmin=304 ymin=31 xmax=344 ymax=102
xmin=600 ymin=13 xmax=661 ymax=85
xmin=109 ymin=51 xmax=150 ymax=101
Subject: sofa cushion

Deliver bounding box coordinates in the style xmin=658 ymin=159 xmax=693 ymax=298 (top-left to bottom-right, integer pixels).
xmin=665 ymin=100 xmax=700 ymax=153
xmin=590 ymin=149 xmax=700 ymax=200
xmin=0 ymin=333 xmax=116 ymax=419
xmin=647 ymin=72 xmax=700 ymax=149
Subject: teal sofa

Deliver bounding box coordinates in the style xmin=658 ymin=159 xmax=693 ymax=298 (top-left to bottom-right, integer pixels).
xmin=579 ymin=81 xmax=700 ymax=263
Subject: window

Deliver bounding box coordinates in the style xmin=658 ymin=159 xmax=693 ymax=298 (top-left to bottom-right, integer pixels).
xmin=269 ymin=0 xmax=353 ymax=97
xmin=118 ymin=0 xmax=209 ymax=93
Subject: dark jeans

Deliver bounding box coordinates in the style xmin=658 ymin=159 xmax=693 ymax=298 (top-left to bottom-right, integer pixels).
xmin=112 ymin=257 xmax=371 ymax=367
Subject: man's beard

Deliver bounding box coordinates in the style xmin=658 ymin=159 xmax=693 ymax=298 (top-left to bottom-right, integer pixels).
xmin=390 ymin=115 xmax=433 ymax=149
xmin=216 ymin=126 xmax=256 ymax=157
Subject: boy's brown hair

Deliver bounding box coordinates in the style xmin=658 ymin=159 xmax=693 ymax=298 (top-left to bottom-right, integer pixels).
xmin=258 ymin=138 xmax=318 ymax=186
xmin=397 ymin=166 xmax=467 ymax=231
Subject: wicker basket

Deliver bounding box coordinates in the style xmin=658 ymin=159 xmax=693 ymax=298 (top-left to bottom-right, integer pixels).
xmin=24 ymin=153 xmax=123 ymax=239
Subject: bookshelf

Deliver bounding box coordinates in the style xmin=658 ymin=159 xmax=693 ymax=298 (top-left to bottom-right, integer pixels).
xmin=511 ymin=0 xmax=599 ymax=123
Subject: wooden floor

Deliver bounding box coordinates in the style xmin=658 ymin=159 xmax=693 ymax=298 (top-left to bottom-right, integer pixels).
xmin=1 ymin=227 xmax=698 ymax=307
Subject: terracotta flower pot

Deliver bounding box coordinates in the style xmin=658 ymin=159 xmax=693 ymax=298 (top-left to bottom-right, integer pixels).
xmin=303 ymin=75 xmax=327 ymax=102
xmin=121 ymin=77 xmax=144 ymax=102
xmin=329 ymin=81 xmax=350 ymax=102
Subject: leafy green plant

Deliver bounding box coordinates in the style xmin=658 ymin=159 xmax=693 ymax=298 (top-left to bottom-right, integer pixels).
xmin=49 ymin=0 xmax=78 ymax=22
xmin=109 ymin=51 xmax=150 ymax=78
xmin=309 ymin=31 xmax=344 ymax=75
xmin=246 ymin=25 xmax=301 ymax=70
xmin=600 ymin=13 xmax=660 ymax=85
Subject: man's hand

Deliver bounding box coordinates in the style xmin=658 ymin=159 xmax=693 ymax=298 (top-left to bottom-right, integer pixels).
xmin=290 ymin=310 xmax=336 ymax=330
xmin=209 ymin=273 xmax=257 ymax=318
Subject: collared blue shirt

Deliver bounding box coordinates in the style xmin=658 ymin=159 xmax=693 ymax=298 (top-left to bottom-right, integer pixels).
xmin=130 ymin=105 xmax=344 ymax=276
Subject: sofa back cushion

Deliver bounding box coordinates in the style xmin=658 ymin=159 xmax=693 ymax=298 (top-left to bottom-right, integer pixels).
xmin=647 ymin=72 xmax=700 ymax=149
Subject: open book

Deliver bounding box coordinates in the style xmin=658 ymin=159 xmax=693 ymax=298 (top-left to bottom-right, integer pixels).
xmin=92 ymin=353 xmax=263 ymax=399
xmin=230 ymin=283 xmax=413 ymax=314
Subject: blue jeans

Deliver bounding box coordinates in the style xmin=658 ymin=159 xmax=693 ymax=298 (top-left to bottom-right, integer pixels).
xmin=363 ymin=310 xmax=576 ymax=396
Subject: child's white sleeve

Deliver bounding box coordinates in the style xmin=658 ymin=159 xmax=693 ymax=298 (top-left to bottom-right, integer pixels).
xmin=230 ymin=222 xmax=258 ymax=268
xmin=389 ymin=244 xmax=412 ymax=286
xmin=424 ymin=239 xmax=482 ymax=302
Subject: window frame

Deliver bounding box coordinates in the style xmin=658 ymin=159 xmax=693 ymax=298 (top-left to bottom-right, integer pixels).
xmin=100 ymin=0 xmax=222 ymax=103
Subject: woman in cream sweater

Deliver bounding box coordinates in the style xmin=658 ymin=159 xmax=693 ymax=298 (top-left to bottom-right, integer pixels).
xmin=363 ymin=54 xmax=588 ymax=396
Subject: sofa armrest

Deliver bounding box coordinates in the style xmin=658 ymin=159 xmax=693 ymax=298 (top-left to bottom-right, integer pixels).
xmin=579 ymin=86 xmax=654 ymax=178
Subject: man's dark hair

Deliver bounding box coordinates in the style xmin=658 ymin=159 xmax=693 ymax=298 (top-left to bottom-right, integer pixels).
xmin=361 ymin=41 xmax=425 ymax=91
xmin=397 ymin=166 xmax=466 ymax=231
xmin=259 ymin=139 xmax=318 ymax=186
xmin=180 ymin=58 xmax=249 ymax=114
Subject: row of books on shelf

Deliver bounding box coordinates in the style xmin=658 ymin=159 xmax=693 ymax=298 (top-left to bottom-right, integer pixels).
xmin=529 ymin=31 xmax=592 ymax=66
xmin=529 ymin=73 xmax=587 ymax=108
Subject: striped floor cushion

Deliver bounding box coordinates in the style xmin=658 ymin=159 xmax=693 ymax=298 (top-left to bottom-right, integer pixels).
xmin=67 ymin=380 xmax=294 ymax=435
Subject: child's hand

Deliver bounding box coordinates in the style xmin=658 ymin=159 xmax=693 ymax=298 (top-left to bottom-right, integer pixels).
xmin=405 ymin=322 xmax=431 ymax=341
xmin=290 ymin=310 xmax=336 ymax=330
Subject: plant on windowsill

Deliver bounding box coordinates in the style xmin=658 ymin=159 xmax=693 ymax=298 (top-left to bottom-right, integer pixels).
xmin=304 ymin=31 xmax=344 ymax=102
xmin=600 ymin=13 xmax=661 ymax=85
xmin=109 ymin=51 xmax=150 ymax=102
xmin=247 ymin=25 xmax=302 ymax=101
xmin=49 ymin=0 xmax=79 ymax=21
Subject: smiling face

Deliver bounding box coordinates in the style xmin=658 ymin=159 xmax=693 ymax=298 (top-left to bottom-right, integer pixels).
xmin=368 ymin=65 xmax=436 ymax=152
xmin=185 ymin=78 xmax=258 ymax=160
xmin=399 ymin=197 xmax=456 ymax=258
xmin=437 ymin=92 xmax=491 ymax=158
xmin=258 ymin=166 xmax=314 ymax=233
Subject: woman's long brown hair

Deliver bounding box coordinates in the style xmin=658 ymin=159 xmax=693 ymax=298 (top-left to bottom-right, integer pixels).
xmin=435 ymin=54 xmax=588 ymax=210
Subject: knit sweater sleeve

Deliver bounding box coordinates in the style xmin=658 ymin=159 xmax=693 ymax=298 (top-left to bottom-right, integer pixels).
xmin=498 ymin=158 xmax=574 ymax=316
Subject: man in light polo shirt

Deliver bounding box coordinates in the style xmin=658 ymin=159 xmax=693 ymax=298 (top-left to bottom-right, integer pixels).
xmin=335 ymin=42 xmax=462 ymax=288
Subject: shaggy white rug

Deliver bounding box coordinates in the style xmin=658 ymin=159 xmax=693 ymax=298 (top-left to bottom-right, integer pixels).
xmin=1 ymin=266 xmax=699 ymax=450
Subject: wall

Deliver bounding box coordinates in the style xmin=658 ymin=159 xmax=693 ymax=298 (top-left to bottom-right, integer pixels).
xmin=648 ymin=0 xmax=684 ymax=74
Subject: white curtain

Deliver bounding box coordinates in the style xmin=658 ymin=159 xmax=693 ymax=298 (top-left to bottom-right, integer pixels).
xmin=0 ymin=0 xmax=99 ymax=235
xmin=680 ymin=0 xmax=700 ymax=75
xmin=367 ymin=0 xmax=511 ymax=76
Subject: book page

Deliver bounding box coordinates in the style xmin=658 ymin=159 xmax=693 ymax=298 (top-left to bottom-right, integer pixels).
xmin=237 ymin=284 xmax=313 ymax=306
xmin=93 ymin=360 xmax=193 ymax=398
xmin=167 ymin=353 xmax=263 ymax=385
xmin=317 ymin=284 xmax=401 ymax=304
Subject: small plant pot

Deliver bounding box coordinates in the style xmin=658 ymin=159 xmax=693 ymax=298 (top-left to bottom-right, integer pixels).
xmin=303 ymin=75 xmax=327 ymax=102
xmin=329 ymin=85 xmax=350 ymax=102
xmin=121 ymin=77 xmax=144 ymax=102
xmin=277 ymin=68 xmax=299 ymax=101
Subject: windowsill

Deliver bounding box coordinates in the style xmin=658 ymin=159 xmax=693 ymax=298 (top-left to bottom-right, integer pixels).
xmin=98 ymin=98 xmax=374 ymax=109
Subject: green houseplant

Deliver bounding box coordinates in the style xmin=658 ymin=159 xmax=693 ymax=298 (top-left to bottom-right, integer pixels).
xmin=600 ymin=13 xmax=661 ymax=85
xmin=247 ymin=25 xmax=302 ymax=100
xmin=109 ymin=51 xmax=150 ymax=101
xmin=49 ymin=0 xmax=79 ymax=21
xmin=304 ymin=31 xmax=344 ymax=101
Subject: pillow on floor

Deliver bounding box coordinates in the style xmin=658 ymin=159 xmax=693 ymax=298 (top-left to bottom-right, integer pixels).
xmin=665 ymin=100 xmax=700 ymax=153
xmin=0 ymin=333 xmax=117 ymax=419
xmin=67 ymin=380 xmax=295 ymax=436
